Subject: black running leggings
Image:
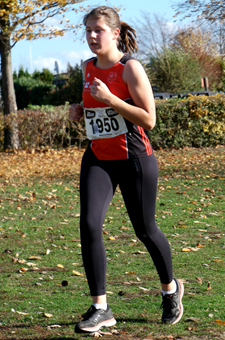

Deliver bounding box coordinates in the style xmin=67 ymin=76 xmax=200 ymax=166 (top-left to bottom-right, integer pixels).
xmin=79 ymin=147 xmax=173 ymax=296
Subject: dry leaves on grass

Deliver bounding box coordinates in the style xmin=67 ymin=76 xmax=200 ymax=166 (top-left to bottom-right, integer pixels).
xmin=156 ymin=146 xmax=224 ymax=178
xmin=0 ymin=146 xmax=224 ymax=184
xmin=0 ymin=147 xmax=84 ymax=183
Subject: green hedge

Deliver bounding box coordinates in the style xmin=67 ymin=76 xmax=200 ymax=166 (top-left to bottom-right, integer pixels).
xmin=0 ymin=104 xmax=86 ymax=150
xmin=0 ymin=94 xmax=224 ymax=150
xmin=150 ymin=94 xmax=225 ymax=148
xmin=14 ymin=77 xmax=55 ymax=110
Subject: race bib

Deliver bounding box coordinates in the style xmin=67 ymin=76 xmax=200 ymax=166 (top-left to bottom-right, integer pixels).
xmin=84 ymin=107 xmax=128 ymax=140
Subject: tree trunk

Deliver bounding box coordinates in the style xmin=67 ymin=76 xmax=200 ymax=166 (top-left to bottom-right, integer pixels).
xmin=0 ymin=35 xmax=19 ymax=149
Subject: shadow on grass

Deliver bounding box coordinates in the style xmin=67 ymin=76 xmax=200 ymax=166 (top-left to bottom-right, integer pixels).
xmin=0 ymin=318 xmax=151 ymax=339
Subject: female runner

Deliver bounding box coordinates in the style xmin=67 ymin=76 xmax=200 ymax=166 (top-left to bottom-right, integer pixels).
xmin=69 ymin=6 xmax=184 ymax=333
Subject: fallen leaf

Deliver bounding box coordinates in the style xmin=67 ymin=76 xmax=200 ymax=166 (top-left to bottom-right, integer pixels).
xmin=213 ymin=259 xmax=223 ymax=262
xmin=216 ymin=319 xmax=225 ymax=325
xmin=139 ymin=286 xmax=150 ymax=292
xmin=57 ymin=264 xmax=64 ymax=268
xmin=20 ymin=267 xmax=29 ymax=272
xmin=29 ymin=256 xmax=42 ymax=260
xmin=5 ymin=249 xmax=12 ymax=254
xmin=26 ymin=262 xmax=37 ymax=267
xmin=185 ymin=317 xmax=201 ymax=322
xmin=197 ymin=243 xmax=205 ymax=247
xmin=120 ymin=226 xmax=129 ymax=230
xmin=16 ymin=311 xmax=29 ymax=315
xmin=47 ymin=324 xmax=62 ymax=330
xmin=43 ymin=313 xmax=53 ymax=318
xmin=18 ymin=259 xmax=26 ymax=264
xmin=196 ymin=277 xmax=202 ymax=284
xmin=72 ymin=270 xmax=84 ymax=276
xmin=182 ymin=247 xmax=200 ymax=252
xmin=99 ymin=330 xmax=114 ymax=335
xmin=203 ymin=188 xmax=215 ymax=193
xmin=207 ymin=281 xmax=211 ymax=291
xmin=125 ymin=271 xmax=135 ymax=275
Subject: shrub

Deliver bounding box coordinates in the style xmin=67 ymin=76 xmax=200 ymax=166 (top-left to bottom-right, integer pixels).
xmin=147 ymin=48 xmax=203 ymax=93
xmin=44 ymin=63 xmax=83 ymax=105
xmin=14 ymin=77 xmax=55 ymax=110
xmin=150 ymin=94 xmax=225 ymax=148
xmin=171 ymin=27 xmax=223 ymax=91
xmin=32 ymin=68 xmax=54 ymax=84
xmin=1 ymin=94 xmax=224 ymax=151
xmin=1 ymin=104 xmax=86 ymax=150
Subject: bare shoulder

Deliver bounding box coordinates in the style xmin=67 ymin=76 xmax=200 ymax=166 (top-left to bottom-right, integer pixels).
xmin=123 ymin=59 xmax=149 ymax=84
xmin=125 ymin=58 xmax=143 ymax=69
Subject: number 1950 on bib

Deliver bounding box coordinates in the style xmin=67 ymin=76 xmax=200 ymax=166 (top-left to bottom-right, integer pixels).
xmin=85 ymin=107 xmax=128 ymax=140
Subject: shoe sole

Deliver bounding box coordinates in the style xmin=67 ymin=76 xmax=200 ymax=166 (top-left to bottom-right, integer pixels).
xmin=171 ymin=279 xmax=184 ymax=325
xmin=77 ymin=317 xmax=117 ymax=333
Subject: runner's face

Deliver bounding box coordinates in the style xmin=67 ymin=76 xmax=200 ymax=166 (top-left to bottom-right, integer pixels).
xmin=85 ymin=17 xmax=118 ymax=55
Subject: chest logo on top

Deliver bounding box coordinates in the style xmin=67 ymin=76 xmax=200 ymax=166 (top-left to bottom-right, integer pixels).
xmin=83 ymin=72 xmax=91 ymax=91
xmin=84 ymin=81 xmax=91 ymax=91
xmin=108 ymin=72 xmax=117 ymax=83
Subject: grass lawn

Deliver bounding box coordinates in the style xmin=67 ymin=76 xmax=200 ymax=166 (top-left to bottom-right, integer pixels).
xmin=0 ymin=146 xmax=224 ymax=340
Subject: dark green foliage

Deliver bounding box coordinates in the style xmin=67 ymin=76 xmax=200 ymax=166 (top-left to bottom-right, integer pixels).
xmin=147 ymin=48 xmax=203 ymax=93
xmin=13 ymin=66 xmax=54 ymax=84
xmin=14 ymin=77 xmax=55 ymax=110
xmin=32 ymin=68 xmax=54 ymax=84
xmin=17 ymin=66 xmax=30 ymax=78
xmin=44 ymin=63 xmax=83 ymax=105
xmin=13 ymin=67 xmax=55 ymax=109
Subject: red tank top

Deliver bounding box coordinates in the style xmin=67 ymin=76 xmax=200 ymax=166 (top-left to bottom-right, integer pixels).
xmin=83 ymin=54 xmax=152 ymax=160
